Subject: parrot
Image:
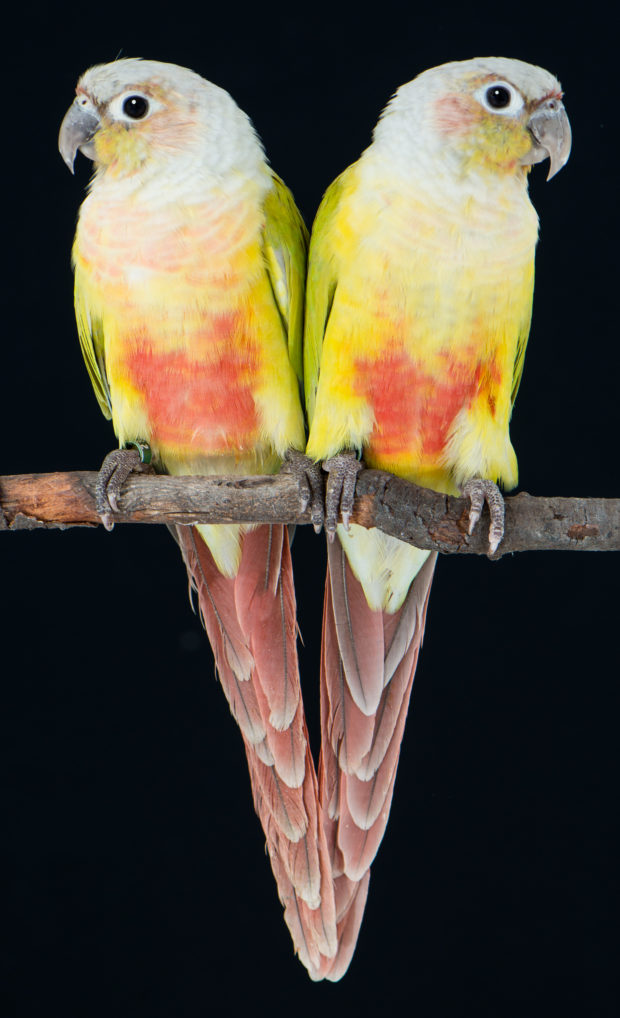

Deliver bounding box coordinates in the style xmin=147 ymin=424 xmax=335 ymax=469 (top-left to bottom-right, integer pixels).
xmin=58 ymin=58 xmax=337 ymax=976
xmin=303 ymin=56 xmax=571 ymax=979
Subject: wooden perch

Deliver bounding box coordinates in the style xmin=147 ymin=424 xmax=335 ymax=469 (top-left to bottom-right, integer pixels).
xmin=1 ymin=468 xmax=618 ymax=557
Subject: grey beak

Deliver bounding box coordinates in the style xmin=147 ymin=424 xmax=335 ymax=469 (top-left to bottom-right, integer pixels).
xmin=58 ymin=100 xmax=100 ymax=173
xmin=521 ymin=98 xmax=572 ymax=181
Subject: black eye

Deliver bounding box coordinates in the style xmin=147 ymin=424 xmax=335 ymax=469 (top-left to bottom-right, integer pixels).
xmin=486 ymin=85 xmax=511 ymax=109
xmin=122 ymin=95 xmax=149 ymax=119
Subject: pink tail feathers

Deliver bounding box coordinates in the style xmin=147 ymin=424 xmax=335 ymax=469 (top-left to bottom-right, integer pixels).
xmin=313 ymin=540 xmax=437 ymax=980
xmin=176 ymin=524 xmax=337 ymax=974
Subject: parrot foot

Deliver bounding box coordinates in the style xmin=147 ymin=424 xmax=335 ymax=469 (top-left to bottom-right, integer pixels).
xmin=462 ymin=478 xmax=505 ymax=554
xmin=95 ymin=445 xmax=153 ymax=531
xmin=322 ymin=452 xmax=364 ymax=541
xmin=281 ymin=449 xmax=325 ymax=532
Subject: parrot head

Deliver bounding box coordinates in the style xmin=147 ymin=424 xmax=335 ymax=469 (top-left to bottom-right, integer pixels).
xmin=59 ymin=58 xmax=265 ymax=181
xmin=373 ymin=56 xmax=571 ymax=182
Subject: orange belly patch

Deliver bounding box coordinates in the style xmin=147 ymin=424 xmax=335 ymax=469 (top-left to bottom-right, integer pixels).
xmin=355 ymin=347 xmax=500 ymax=465
xmin=121 ymin=316 xmax=261 ymax=453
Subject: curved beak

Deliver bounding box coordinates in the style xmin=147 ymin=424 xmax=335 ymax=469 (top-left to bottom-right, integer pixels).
xmin=58 ymin=100 xmax=100 ymax=173
xmin=521 ymin=97 xmax=572 ymax=181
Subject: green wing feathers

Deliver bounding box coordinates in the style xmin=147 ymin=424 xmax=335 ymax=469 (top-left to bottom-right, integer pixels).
xmin=73 ymin=275 xmax=112 ymax=420
xmin=510 ymin=310 xmax=534 ymax=409
xmin=263 ymin=173 xmax=308 ymax=392
xmin=302 ymin=171 xmax=348 ymax=428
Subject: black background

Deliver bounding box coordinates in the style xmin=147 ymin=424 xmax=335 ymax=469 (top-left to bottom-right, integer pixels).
xmin=2 ymin=4 xmax=618 ymax=1017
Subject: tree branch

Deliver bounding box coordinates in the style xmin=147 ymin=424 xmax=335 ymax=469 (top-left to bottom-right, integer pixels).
xmin=0 ymin=469 xmax=618 ymax=557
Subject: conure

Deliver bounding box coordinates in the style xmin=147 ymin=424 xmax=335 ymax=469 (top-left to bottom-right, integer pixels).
xmin=304 ymin=56 xmax=571 ymax=978
xmin=59 ymin=58 xmax=336 ymax=975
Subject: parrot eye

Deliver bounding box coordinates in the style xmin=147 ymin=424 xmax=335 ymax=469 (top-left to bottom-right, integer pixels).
xmin=486 ymin=86 xmax=510 ymax=108
xmin=122 ymin=95 xmax=150 ymax=119
xmin=107 ymin=90 xmax=159 ymax=124
xmin=476 ymin=80 xmax=524 ymax=116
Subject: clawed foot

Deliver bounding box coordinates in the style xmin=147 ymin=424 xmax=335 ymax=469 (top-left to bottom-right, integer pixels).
xmin=281 ymin=449 xmax=325 ymax=532
xmin=462 ymin=478 xmax=505 ymax=554
xmin=96 ymin=444 xmax=152 ymax=531
xmin=323 ymin=452 xmax=363 ymax=541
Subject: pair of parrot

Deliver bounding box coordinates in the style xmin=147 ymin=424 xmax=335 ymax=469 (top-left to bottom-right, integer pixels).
xmin=58 ymin=55 xmax=570 ymax=980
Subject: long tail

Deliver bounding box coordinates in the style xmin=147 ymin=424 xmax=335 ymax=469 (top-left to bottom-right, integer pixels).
xmin=313 ymin=536 xmax=437 ymax=980
xmin=176 ymin=523 xmax=337 ymax=975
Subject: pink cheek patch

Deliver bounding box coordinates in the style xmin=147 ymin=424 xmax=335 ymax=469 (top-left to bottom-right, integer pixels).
xmin=432 ymin=95 xmax=478 ymax=135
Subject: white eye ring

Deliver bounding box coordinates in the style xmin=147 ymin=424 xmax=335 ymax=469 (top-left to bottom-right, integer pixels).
xmin=475 ymin=80 xmax=524 ymax=116
xmin=106 ymin=90 xmax=161 ymax=124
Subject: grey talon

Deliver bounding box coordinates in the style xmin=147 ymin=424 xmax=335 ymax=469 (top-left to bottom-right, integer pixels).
xmin=462 ymin=478 xmax=506 ymax=554
xmin=95 ymin=447 xmax=147 ymax=529
xmin=322 ymin=451 xmax=364 ymax=536
xmin=281 ymin=448 xmax=325 ymax=527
